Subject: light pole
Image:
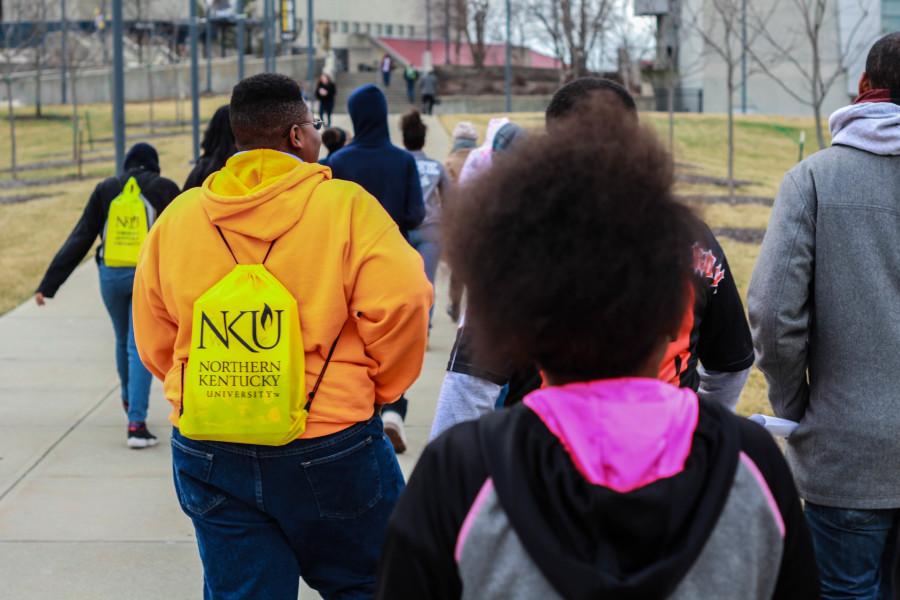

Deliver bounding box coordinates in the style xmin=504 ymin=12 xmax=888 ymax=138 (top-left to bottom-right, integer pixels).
xmin=741 ymin=0 xmax=747 ymax=113
xmin=190 ymin=0 xmax=201 ymax=163
xmin=264 ymin=0 xmax=273 ymax=71
xmin=504 ymin=0 xmax=511 ymax=112
xmin=61 ymin=0 xmax=68 ymax=104
xmin=206 ymin=10 xmax=213 ymax=93
xmin=424 ymin=0 xmax=433 ymax=70
xmin=237 ymin=0 xmax=245 ymax=80
xmin=306 ymin=0 xmax=314 ymax=81
xmin=112 ymin=0 xmax=124 ymax=173
xmin=444 ymin=0 xmax=450 ymax=65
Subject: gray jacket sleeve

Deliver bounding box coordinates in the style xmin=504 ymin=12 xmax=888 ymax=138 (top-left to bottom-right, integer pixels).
xmin=748 ymin=170 xmax=815 ymax=422
xmin=697 ymin=365 xmax=750 ymax=411
xmin=429 ymin=372 xmax=502 ymax=441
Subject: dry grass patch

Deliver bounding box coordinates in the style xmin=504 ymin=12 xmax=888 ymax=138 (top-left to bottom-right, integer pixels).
xmin=0 ymin=95 xmax=230 ymax=314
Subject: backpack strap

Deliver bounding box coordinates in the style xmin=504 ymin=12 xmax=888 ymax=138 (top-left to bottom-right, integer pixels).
xmin=305 ymin=331 xmax=342 ymax=412
xmin=214 ymin=225 xmax=276 ymax=265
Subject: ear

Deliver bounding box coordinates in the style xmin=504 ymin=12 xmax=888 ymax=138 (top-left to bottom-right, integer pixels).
xmin=288 ymin=124 xmax=304 ymax=152
xmin=859 ymin=72 xmax=873 ymax=95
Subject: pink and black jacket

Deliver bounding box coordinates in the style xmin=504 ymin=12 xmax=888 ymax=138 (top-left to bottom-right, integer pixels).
xmin=377 ymin=379 xmax=819 ymax=599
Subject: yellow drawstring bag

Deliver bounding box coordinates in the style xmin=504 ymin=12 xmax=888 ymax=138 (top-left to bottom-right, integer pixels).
xmin=104 ymin=177 xmax=152 ymax=267
xmin=180 ymin=228 xmax=337 ymax=445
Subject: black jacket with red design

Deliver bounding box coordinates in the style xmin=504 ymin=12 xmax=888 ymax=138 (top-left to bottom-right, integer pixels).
xmin=444 ymin=220 xmax=754 ymax=406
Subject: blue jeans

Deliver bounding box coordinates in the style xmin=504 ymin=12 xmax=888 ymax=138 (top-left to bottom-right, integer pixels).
xmin=171 ymin=415 xmax=404 ymax=599
xmin=408 ymin=224 xmax=440 ymax=327
xmin=98 ymin=264 xmax=152 ymax=423
xmin=805 ymin=502 xmax=900 ymax=599
xmin=405 ymin=79 xmax=416 ymax=103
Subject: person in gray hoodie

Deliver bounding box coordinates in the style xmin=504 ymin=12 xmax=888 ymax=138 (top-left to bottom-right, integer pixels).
xmin=749 ymin=32 xmax=900 ymax=599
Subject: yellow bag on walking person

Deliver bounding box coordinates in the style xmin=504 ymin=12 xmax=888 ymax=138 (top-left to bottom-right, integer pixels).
xmin=103 ymin=177 xmax=152 ymax=267
xmin=180 ymin=227 xmax=338 ymax=446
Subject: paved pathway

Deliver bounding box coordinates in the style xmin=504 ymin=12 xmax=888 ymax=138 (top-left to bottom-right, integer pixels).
xmin=0 ymin=115 xmax=454 ymax=599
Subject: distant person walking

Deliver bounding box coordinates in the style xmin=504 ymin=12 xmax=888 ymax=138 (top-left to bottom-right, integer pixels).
xmin=328 ymin=84 xmax=426 ymax=454
xmin=132 ymin=73 xmax=430 ymax=598
xmin=401 ymin=110 xmax=449 ymax=322
xmin=749 ymin=32 xmax=900 ymax=599
xmin=381 ymin=54 xmax=393 ymax=88
xmin=320 ymin=126 xmax=348 ymax=160
xmin=403 ymin=64 xmax=419 ymax=104
xmin=36 ymin=143 xmax=180 ymax=448
xmin=421 ymin=70 xmax=438 ymax=115
xmin=182 ymin=105 xmax=236 ymax=191
xmin=443 ymin=121 xmax=479 ymax=321
xmin=315 ymin=73 xmax=336 ymax=127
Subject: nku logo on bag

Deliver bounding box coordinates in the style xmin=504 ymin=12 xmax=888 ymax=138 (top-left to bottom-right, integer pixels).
xmin=194 ymin=304 xmax=286 ymax=390
xmin=198 ymin=303 xmax=285 ymax=353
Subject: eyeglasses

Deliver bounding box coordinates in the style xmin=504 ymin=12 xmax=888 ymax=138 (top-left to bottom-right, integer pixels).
xmin=299 ymin=119 xmax=325 ymax=131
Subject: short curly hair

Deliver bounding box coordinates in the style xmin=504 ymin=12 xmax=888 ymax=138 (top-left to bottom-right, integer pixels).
xmin=230 ymin=73 xmax=308 ymax=148
xmin=444 ymin=106 xmax=694 ymax=382
xmin=545 ymin=77 xmax=636 ymax=123
xmin=400 ymin=109 xmax=427 ymax=151
xmin=866 ymin=32 xmax=900 ymax=91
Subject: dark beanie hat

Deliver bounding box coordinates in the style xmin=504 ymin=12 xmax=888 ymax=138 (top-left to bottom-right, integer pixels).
xmin=492 ymin=123 xmax=526 ymax=154
xmin=123 ymin=142 xmax=160 ymax=174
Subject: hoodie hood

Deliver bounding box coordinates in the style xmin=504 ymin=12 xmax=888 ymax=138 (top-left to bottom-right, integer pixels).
xmin=348 ymin=84 xmax=390 ymax=146
xmin=200 ymin=149 xmax=331 ymax=241
xmin=458 ymin=117 xmax=508 ymax=184
xmin=478 ymin=379 xmax=740 ymax=598
xmin=829 ymin=89 xmax=900 ymax=156
xmin=124 ymin=142 xmax=160 ymax=174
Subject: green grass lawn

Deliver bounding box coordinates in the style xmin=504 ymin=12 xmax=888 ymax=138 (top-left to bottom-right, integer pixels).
xmin=440 ymin=111 xmax=830 ymax=417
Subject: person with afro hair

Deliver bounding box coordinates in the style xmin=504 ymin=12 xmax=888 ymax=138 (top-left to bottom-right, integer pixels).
xmin=376 ymin=105 xmax=818 ymax=600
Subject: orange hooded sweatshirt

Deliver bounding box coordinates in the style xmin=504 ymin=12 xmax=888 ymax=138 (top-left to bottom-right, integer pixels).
xmin=133 ymin=150 xmax=432 ymax=438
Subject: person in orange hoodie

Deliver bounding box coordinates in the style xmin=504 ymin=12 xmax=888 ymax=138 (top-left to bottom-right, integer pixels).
xmin=132 ymin=73 xmax=431 ymax=599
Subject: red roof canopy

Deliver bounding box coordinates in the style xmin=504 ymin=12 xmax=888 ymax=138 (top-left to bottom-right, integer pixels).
xmin=378 ymin=38 xmax=561 ymax=69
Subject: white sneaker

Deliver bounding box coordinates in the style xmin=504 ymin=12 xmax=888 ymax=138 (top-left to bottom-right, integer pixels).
xmin=382 ymin=410 xmax=408 ymax=454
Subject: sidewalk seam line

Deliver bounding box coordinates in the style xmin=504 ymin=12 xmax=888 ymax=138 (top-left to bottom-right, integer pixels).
xmin=0 ymin=385 xmax=118 ymax=504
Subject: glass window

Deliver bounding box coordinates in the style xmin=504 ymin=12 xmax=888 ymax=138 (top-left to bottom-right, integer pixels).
xmin=353 ymin=22 xmax=360 ymax=33
xmin=398 ymin=25 xmax=406 ymax=37
xmin=341 ymin=21 xmax=349 ymax=33
xmin=386 ymin=24 xmax=394 ymax=36
xmin=885 ymin=0 xmax=900 ymax=32
xmin=408 ymin=25 xmax=415 ymax=38
xmin=365 ymin=23 xmax=372 ymax=33
xmin=376 ymin=23 xmax=383 ymax=35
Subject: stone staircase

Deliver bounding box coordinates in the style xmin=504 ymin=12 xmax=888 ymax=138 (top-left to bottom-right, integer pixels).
xmin=333 ymin=70 xmax=419 ymax=114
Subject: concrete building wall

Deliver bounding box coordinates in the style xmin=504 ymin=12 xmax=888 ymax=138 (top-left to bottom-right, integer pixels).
xmin=675 ymin=0 xmax=885 ymax=117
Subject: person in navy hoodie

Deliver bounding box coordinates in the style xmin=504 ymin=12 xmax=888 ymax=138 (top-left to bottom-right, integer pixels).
xmin=376 ymin=104 xmax=819 ymax=599
xmin=327 ymin=84 xmax=426 ymax=453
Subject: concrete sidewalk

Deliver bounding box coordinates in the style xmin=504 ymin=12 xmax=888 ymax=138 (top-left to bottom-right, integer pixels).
xmin=0 ymin=115 xmax=455 ymax=599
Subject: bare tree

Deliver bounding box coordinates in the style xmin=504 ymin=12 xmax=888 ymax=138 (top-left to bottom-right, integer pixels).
xmin=52 ymin=32 xmax=101 ymax=170
xmin=464 ymin=0 xmax=491 ymax=69
xmin=529 ymin=0 xmax=620 ymax=78
xmin=683 ymin=0 xmax=768 ymax=198
xmin=746 ymin=0 xmax=874 ymax=149
xmin=32 ymin=0 xmax=49 ymax=118
xmin=0 ymin=1 xmax=43 ymax=178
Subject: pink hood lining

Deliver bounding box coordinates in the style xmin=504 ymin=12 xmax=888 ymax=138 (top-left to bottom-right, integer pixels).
xmin=458 ymin=117 xmax=509 ymax=185
xmin=524 ymin=378 xmax=699 ymax=494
